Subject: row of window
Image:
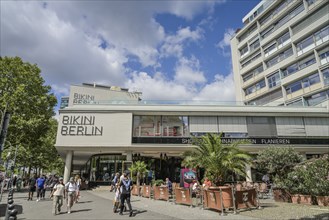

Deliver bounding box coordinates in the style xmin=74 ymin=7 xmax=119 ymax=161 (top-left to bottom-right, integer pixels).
xmin=245 ymin=67 xmax=328 ymax=97
xmin=305 ymin=89 xmax=329 ymax=106
xmin=245 ymin=80 xmax=266 ymax=95
xmin=281 ymin=54 xmax=316 ymax=78
xmin=260 ymin=3 xmax=304 ymax=40
xmin=241 ymin=53 xmax=261 ymax=68
xmin=246 ymin=89 xmax=283 ymax=106
xmin=260 ymin=0 xmax=294 ymax=27
xmin=285 ymin=72 xmax=320 ymax=94
xmin=296 ymin=25 xmax=329 ymax=56
xmin=264 ymin=32 xmax=290 ymax=57
xmin=243 ymin=65 xmax=264 ymax=82
xmin=266 ymin=47 xmax=293 ymax=68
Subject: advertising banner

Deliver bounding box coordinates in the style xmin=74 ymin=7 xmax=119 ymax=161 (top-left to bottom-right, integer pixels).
xmin=180 ymin=168 xmax=197 ymax=188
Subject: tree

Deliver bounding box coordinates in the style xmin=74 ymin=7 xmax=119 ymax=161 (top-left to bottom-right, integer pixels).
xmin=0 ymin=56 xmax=59 ymax=175
xmin=254 ymin=147 xmax=304 ymax=185
xmin=129 ymin=161 xmax=148 ymax=196
xmin=182 ymin=133 xmax=252 ymax=185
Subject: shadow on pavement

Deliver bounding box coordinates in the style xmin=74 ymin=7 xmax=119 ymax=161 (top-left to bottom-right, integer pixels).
xmin=71 ymin=208 xmax=92 ymax=213
xmin=295 ymin=212 xmax=329 ymax=220
xmin=133 ymin=209 xmax=147 ymax=217
xmin=0 ymin=204 xmax=23 ymax=217
xmin=77 ymin=201 xmax=93 ymax=204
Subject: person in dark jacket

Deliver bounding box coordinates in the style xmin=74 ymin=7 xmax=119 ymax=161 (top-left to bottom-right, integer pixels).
xmin=119 ymin=173 xmax=133 ymax=217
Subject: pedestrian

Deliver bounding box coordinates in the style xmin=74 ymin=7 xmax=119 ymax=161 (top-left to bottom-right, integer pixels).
xmin=147 ymin=169 xmax=153 ymax=185
xmin=165 ymin=177 xmax=173 ymax=195
xmin=111 ymin=173 xmax=120 ymax=192
xmin=36 ymin=175 xmax=46 ymax=201
xmin=202 ymin=177 xmax=212 ymax=189
xmin=28 ymin=174 xmax=37 ymax=201
xmin=50 ymin=177 xmax=65 ymax=215
xmin=74 ymin=175 xmax=82 ymax=203
xmin=65 ymin=177 xmax=77 ymax=214
xmin=119 ymin=173 xmax=133 ymax=217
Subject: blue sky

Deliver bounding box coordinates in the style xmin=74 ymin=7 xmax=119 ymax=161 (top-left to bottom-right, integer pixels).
xmin=1 ymin=0 xmax=259 ymax=111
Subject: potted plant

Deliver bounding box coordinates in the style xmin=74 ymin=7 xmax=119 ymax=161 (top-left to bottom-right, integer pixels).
xmin=129 ymin=161 xmax=148 ymax=196
xmin=255 ymin=147 xmax=303 ymax=203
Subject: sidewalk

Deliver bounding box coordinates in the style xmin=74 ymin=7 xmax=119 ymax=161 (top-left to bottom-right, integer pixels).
xmin=0 ymin=189 xmax=257 ymax=220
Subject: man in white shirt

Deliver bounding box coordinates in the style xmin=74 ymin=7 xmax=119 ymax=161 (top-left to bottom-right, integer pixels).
xmin=50 ymin=177 xmax=65 ymax=215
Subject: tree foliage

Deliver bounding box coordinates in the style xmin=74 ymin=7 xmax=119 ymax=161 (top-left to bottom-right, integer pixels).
xmin=0 ymin=56 xmax=62 ymax=175
xmin=254 ymin=147 xmax=304 ymax=184
xmin=182 ymin=133 xmax=252 ymax=185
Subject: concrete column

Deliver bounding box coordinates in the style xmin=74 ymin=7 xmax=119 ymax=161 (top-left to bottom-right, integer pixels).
xmin=245 ymin=164 xmax=252 ymax=182
xmin=126 ymin=151 xmax=132 ymax=162
xmin=63 ymin=151 xmax=73 ymax=184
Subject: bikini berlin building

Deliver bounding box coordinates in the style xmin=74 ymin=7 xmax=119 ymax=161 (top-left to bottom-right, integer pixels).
xmin=55 ymin=84 xmax=329 ymax=184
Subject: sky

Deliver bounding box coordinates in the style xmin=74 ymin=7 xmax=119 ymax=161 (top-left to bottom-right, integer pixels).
xmin=1 ymin=0 xmax=260 ymax=111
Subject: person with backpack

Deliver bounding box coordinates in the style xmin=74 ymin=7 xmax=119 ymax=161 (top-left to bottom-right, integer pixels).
xmin=118 ymin=173 xmax=133 ymax=217
xmin=50 ymin=177 xmax=65 ymax=215
xmin=65 ymin=177 xmax=77 ymax=214
xmin=36 ymin=175 xmax=46 ymax=202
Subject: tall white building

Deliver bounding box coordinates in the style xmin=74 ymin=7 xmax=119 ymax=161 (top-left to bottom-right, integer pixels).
xmin=230 ymin=0 xmax=329 ymax=107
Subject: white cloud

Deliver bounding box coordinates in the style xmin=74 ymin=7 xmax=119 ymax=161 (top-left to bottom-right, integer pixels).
xmin=160 ymin=27 xmax=204 ymax=58
xmin=174 ymin=56 xmax=206 ymax=85
xmin=193 ymin=73 xmax=235 ymax=102
xmin=1 ymin=0 xmax=235 ymax=104
xmin=216 ymin=28 xmax=235 ymax=57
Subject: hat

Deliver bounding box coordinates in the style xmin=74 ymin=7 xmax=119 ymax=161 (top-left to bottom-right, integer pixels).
xmin=69 ymin=177 xmax=74 ymax=181
xmin=59 ymin=177 xmax=63 ymax=181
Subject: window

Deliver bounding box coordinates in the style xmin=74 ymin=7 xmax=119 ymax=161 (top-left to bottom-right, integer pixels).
xmin=241 ymin=53 xmax=261 ymax=68
xmin=239 ymin=24 xmax=257 ymax=42
xmin=259 ymin=0 xmax=294 ymax=27
xmin=264 ymin=43 xmax=277 ymax=57
xmin=250 ymin=39 xmax=260 ymax=52
xmin=267 ymin=72 xmax=281 ymax=88
xmin=246 ymin=89 xmax=282 ymax=105
xmin=247 ymin=116 xmax=277 ymax=137
xmin=322 ymin=68 xmax=329 ymax=85
xmin=245 ymin=79 xmax=266 ymax=95
xmin=133 ymin=116 xmax=161 ymax=137
xmin=286 ymin=73 xmax=320 ymax=94
xmin=260 ymin=2 xmax=304 ymax=40
xmin=162 ymin=116 xmax=188 ymax=137
xmin=286 ymin=98 xmax=304 ymax=106
xmin=240 ymin=45 xmax=249 ymax=57
xmin=281 ymin=54 xmax=316 ymax=78
xmin=306 ymin=0 xmax=317 ymax=6
xmin=297 ymin=25 xmax=329 ymax=55
xmin=305 ymin=90 xmax=328 ymax=106
xmin=277 ymin=32 xmax=290 ymax=47
xmin=242 ymin=65 xmax=264 ymax=82
xmin=319 ymin=48 xmax=329 ymax=65
xmin=266 ymin=47 xmax=293 ymax=68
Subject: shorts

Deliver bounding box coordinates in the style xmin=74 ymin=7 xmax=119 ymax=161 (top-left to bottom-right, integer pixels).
xmin=29 ymin=186 xmax=36 ymax=192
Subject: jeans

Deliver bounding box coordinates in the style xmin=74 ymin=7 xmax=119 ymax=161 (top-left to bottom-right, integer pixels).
xmin=52 ymin=195 xmax=63 ymax=214
xmin=120 ymin=193 xmax=132 ymax=213
xmin=67 ymin=191 xmax=76 ymax=209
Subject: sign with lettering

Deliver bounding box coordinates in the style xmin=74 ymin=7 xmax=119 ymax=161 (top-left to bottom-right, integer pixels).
xmin=132 ymin=137 xmax=329 ymax=145
xmin=61 ymin=115 xmax=103 ymax=136
xmin=73 ymin=93 xmax=95 ymax=104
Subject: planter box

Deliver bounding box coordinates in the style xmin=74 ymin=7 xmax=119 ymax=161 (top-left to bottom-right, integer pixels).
xmin=291 ymin=194 xmax=312 ymax=205
xmin=131 ymin=185 xmax=141 ymax=196
xmin=235 ymin=188 xmax=257 ymax=209
xmin=153 ymin=186 xmax=169 ymax=201
xmin=175 ymin=187 xmax=192 ymax=206
xmin=273 ymin=188 xmax=291 ymax=203
xmin=142 ymin=185 xmax=151 ymax=198
xmin=316 ymin=196 xmax=329 ymax=206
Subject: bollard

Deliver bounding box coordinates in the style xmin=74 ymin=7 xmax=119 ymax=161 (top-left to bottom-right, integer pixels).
xmin=5 ymin=188 xmax=18 ymax=220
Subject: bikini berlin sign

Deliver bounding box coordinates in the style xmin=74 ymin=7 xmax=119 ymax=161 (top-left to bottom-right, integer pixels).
xmin=61 ymin=115 xmax=103 ymax=136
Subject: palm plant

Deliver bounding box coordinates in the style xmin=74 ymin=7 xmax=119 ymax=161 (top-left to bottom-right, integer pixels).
xmin=129 ymin=160 xmax=148 ymax=196
xmin=182 ymin=133 xmax=251 ymax=185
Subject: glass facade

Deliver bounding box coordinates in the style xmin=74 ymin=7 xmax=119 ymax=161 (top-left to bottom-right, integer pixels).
xmin=133 ymin=116 xmax=188 ymax=137
xmin=286 ymin=72 xmax=321 ymax=94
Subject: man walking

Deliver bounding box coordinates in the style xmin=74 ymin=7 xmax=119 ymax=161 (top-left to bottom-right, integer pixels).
xmin=119 ymin=173 xmax=133 ymax=217
xmin=36 ymin=175 xmax=46 ymax=202
xmin=50 ymin=177 xmax=65 ymax=215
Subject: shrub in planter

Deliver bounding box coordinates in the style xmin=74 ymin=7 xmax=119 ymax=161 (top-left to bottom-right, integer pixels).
xmin=284 ymin=155 xmax=329 ymax=206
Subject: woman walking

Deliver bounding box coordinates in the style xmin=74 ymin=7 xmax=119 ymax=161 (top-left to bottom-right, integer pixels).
xmin=74 ymin=175 xmax=82 ymax=203
xmin=65 ymin=177 xmax=77 ymax=214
